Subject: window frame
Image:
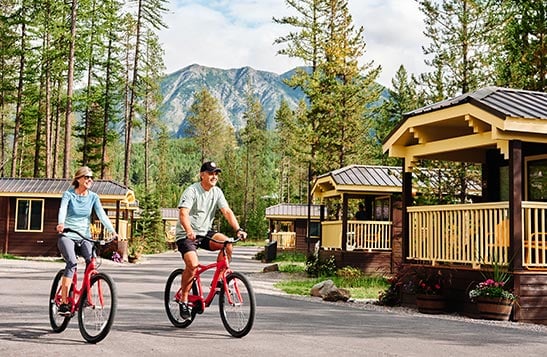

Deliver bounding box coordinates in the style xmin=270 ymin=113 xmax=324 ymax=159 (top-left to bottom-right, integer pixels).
xmin=15 ymin=198 xmax=45 ymax=232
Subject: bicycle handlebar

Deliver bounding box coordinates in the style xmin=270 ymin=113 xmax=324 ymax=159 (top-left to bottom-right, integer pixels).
xmin=196 ymin=235 xmax=243 ymax=245
xmin=61 ymin=227 xmax=117 ymax=245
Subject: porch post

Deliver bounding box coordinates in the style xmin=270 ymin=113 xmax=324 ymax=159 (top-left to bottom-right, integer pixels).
xmin=509 ymin=140 xmax=523 ymax=270
xmin=342 ymin=194 xmax=348 ymax=250
xmin=402 ymin=160 xmax=412 ymax=263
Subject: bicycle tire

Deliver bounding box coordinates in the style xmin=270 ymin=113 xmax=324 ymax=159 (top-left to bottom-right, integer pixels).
xmin=164 ymin=268 xmax=198 ymax=328
xmin=78 ymin=272 xmax=117 ymax=343
xmin=48 ymin=269 xmax=72 ymax=332
xmin=219 ymin=271 xmax=256 ymax=338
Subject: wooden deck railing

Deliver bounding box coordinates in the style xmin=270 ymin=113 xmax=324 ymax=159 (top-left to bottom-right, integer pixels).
xmin=522 ymin=201 xmax=547 ymax=269
xmin=271 ymin=232 xmax=296 ymax=249
xmin=321 ymin=220 xmax=392 ymax=251
xmin=408 ymin=202 xmax=547 ymax=270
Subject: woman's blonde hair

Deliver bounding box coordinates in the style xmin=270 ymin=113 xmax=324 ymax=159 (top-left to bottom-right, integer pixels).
xmin=72 ymin=166 xmax=93 ymax=188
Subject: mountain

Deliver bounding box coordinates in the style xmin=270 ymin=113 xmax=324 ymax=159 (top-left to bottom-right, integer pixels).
xmin=159 ymin=64 xmax=305 ymax=137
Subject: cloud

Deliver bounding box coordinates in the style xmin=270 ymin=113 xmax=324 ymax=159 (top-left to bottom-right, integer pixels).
xmin=159 ymin=0 xmax=429 ymax=87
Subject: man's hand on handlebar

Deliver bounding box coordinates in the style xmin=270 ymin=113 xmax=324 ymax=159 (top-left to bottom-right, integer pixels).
xmin=236 ymin=228 xmax=247 ymax=241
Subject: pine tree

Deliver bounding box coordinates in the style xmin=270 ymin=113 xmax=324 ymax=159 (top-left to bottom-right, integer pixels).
xmin=418 ymin=0 xmax=505 ymax=97
xmin=495 ymin=0 xmax=547 ymax=91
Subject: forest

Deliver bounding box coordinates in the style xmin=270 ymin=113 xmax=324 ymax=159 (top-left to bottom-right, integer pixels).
xmin=0 ymin=0 xmax=545 ymax=247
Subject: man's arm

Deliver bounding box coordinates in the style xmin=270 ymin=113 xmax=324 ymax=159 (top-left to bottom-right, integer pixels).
xmin=220 ymin=206 xmax=247 ymax=238
xmin=179 ymin=207 xmax=196 ymax=240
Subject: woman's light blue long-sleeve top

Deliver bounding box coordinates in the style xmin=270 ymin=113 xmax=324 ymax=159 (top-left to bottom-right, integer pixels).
xmin=58 ymin=188 xmax=116 ymax=240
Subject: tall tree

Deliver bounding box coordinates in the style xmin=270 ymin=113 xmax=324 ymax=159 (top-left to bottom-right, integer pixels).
xmin=418 ymin=0 xmax=505 ymax=98
xmin=185 ymin=88 xmax=234 ymax=163
xmin=124 ymin=0 xmax=168 ymax=186
xmin=62 ymin=0 xmax=78 ymax=178
xmin=495 ymin=0 xmax=547 ymax=91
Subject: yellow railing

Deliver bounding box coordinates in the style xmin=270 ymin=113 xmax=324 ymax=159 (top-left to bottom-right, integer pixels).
xmin=322 ymin=221 xmax=342 ymax=250
xmin=321 ymin=220 xmax=392 ymax=251
xmin=347 ymin=221 xmax=392 ymax=251
xmin=271 ymin=232 xmax=296 ymax=249
xmin=522 ymin=201 xmax=547 ymax=269
xmin=408 ymin=202 xmax=547 ymax=270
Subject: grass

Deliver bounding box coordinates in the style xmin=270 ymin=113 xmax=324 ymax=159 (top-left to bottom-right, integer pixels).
xmin=275 ymin=275 xmax=389 ymax=300
xmin=0 ymin=253 xmax=23 ymax=260
xmin=268 ymin=251 xmax=390 ymax=300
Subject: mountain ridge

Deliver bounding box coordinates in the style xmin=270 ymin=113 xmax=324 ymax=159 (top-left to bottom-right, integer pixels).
xmin=159 ymin=64 xmax=305 ymax=136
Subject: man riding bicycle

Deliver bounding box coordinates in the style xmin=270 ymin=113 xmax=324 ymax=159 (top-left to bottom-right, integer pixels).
xmin=174 ymin=161 xmax=247 ymax=320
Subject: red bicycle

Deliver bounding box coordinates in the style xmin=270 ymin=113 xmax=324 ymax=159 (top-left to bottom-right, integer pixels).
xmin=164 ymin=236 xmax=256 ymax=338
xmin=48 ymin=228 xmax=117 ymax=343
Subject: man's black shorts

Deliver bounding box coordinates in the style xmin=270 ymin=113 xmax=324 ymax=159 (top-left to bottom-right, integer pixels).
xmin=176 ymin=230 xmax=216 ymax=256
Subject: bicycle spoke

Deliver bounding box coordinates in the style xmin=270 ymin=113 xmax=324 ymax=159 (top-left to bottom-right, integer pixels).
xmin=219 ymin=272 xmax=255 ymax=338
xmin=78 ymin=273 xmax=116 ymax=343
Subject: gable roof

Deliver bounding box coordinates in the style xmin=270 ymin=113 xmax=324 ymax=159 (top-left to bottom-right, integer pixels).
xmin=312 ymin=164 xmax=482 ymax=199
xmin=265 ymin=203 xmax=321 ymax=220
xmin=313 ymin=165 xmax=403 ymax=199
xmin=383 ymin=87 xmax=547 ymax=171
xmin=0 ymin=177 xmax=135 ymax=202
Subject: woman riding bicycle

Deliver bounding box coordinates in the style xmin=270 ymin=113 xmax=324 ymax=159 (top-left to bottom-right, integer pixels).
xmin=175 ymin=161 xmax=247 ymax=320
xmin=56 ymin=166 xmax=118 ymax=315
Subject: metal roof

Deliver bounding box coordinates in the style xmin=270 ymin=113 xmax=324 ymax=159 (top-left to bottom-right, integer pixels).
xmin=405 ymin=86 xmax=547 ymax=120
xmin=265 ymin=203 xmax=321 ymax=219
xmin=161 ymin=208 xmax=179 ymax=220
xmin=317 ymin=165 xmax=403 ymax=187
xmin=0 ymin=177 xmax=132 ymax=198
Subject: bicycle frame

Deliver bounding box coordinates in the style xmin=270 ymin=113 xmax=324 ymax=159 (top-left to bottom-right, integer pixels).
xmin=177 ymin=243 xmax=242 ymax=310
xmin=52 ymin=257 xmax=99 ymax=315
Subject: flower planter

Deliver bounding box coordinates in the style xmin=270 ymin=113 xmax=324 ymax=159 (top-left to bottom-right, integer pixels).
xmin=475 ymin=297 xmax=513 ymax=321
xmin=416 ymin=294 xmax=446 ymax=314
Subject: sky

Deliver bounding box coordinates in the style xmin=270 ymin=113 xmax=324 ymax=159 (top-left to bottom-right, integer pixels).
xmin=158 ymin=0 xmax=429 ymax=88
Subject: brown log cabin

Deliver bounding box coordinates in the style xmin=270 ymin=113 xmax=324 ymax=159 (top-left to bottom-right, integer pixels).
xmin=0 ymin=177 xmax=136 ymax=257
xmin=382 ymin=86 xmax=547 ymax=325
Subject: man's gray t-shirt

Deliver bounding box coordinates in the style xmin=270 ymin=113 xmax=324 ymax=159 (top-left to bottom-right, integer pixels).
xmin=175 ymin=182 xmax=229 ymax=241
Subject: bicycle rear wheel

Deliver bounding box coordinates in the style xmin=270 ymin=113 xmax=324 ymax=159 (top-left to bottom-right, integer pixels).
xmin=48 ymin=269 xmax=71 ymax=332
xmin=78 ymin=272 xmax=117 ymax=343
xmin=164 ymin=268 xmax=198 ymax=328
xmin=219 ymin=272 xmax=256 ymax=338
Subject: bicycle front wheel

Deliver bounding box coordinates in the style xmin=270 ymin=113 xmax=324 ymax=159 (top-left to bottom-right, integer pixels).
xmin=48 ymin=269 xmax=71 ymax=332
xmin=164 ymin=268 xmax=198 ymax=328
xmin=78 ymin=272 xmax=117 ymax=343
xmin=219 ymin=272 xmax=256 ymax=338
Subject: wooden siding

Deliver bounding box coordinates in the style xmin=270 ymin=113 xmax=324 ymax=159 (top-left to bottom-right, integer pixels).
xmin=514 ymin=272 xmax=547 ymax=325
xmin=0 ymin=197 xmax=60 ymax=256
xmin=319 ymin=249 xmax=392 ymax=275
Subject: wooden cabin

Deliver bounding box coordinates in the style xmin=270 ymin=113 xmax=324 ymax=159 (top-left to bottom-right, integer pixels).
xmin=0 ymin=177 xmax=136 ymax=257
xmin=382 ymin=86 xmax=547 ymax=325
xmin=265 ymin=203 xmax=321 ymax=253
xmin=312 ymin=165 xmax=404 ymax=274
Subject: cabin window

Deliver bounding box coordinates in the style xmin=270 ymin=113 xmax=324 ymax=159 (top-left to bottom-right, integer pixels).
xmin=526 ymin=154 xmax=547 ymax=201
xmin=374 ymin=197 xmax=390 ymax=221
xmin=309 ymin=221 xmax=320 ymax=238
xmin=15 ymin=198 xmax=44 ymax=232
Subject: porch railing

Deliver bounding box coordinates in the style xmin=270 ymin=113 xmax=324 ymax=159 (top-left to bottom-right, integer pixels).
xmin=408 ymin=201 xmax=547 ymax=269
xmin=271 ymin=232 xmax=296 ymax=249
xmin=321 ymin=220 xmax=392 ymax=251
xmin=522 ymin=201 xmax=547 ymax=269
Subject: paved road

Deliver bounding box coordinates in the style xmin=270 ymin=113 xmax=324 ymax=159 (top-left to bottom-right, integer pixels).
xmin=1 ymin=247 xmax=547 ymax=356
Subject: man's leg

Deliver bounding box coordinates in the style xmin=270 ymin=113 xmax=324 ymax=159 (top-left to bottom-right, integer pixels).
xmin=180 ymin=250 xmax=199 ymax=302
xmin=208 ymin=233 xmax=233 ymax=262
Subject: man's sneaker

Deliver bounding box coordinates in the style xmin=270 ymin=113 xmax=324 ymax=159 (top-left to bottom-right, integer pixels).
xmin=58 ymin=303 xmax=71 ymax=316
xmin=178 ymin=301 xmax=191 ymax=320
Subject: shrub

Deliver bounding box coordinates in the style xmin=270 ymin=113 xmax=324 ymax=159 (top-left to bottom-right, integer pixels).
xmin=305 ymin=253 xmax=336 ymax=277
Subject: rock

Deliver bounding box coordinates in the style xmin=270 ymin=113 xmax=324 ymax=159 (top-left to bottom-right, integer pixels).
xmin=263 ymin=264 xmax=279 ymax=272
xmin=310 ymin=279 xmax=351 ymax=302
xmin=323 ymin=288 xmax=351 ymax=302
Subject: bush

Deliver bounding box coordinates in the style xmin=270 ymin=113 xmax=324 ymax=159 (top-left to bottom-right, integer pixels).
xmin=305 ymin=253 xmax=337 ymax=277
